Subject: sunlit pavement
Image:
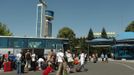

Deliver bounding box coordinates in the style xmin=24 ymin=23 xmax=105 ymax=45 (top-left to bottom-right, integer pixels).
xmin=0 ymin=60 xmax=134 ymax=75
xmin=70 ymin=61 xmax=134 ymax=75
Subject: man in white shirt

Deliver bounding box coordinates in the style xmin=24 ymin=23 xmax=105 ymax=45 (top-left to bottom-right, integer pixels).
xmin=31 ymin=52 xmax=36 ymax=71
xmin=80 ymin=51 xmax=85 ymax=65
xmin=66 ymin=50 xmax=73 ymax=68
xmin=56 ymin=49 xmax=64 ymax=63
xmin=79 ymin=51 xmax=87 ymax=71
xmin=37 ymin=57 xmax=44 ymax=70
xmin=16 ymin=52 xmax=22 ymax=75
xmin=101 ymin=53 xmax=104 ymax=62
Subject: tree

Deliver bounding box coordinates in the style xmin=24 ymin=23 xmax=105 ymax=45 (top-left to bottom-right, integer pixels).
xmin=87 ymin=28 xmax=94 ymax=40
xmin=125 ymin=21 xmax=134 ymax=32
xmin=0 ymin=22 xmax=12 ymax=36
xmin=57 ymin=27 xmax=76 ymax=50
xmin=101 ymin=27 xmax=108 ymax=39
xmin=79 ymin=37 xmax=88 ymax=51
xmin=57 ymin=27 xmax=75 ymax=39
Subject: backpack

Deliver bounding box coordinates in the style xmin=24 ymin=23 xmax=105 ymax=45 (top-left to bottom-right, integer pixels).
xmin=26 ymin=52 xmax=31 ymax=60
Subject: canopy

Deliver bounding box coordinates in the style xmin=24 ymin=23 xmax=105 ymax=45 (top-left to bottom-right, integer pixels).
xmin=89 ymin=38 xmax=113 ymax=42
xmin=116 ymin=32 xmax=134 ymax=41
xmin=87 ymin=38 xmax=113 ymax=47
xmin=112 ymin=44 xmax=134 ymax=47
xmin=91 ymin=45 xmax=111 ymax=47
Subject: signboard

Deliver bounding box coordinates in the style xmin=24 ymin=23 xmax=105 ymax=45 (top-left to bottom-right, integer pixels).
xmin=13 ymin=49 xmax=22 ymax=55
xmin=0 ymin=48 xmax=13 ymax=55
xmin=44 ymin=49 xmax=56 ymax=54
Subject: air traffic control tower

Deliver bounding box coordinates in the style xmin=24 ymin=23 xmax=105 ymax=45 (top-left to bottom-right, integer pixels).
xmin=36 ymin=0 xmax=54 ymax=37
xmin=45 ymin=10 xmax=54 ymax=37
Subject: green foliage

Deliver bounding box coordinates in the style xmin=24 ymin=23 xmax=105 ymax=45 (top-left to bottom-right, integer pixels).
xmin=125 ymin=21 xmax=134 ymax=32
xmin=57 ymin=27 xmax=75 ymax=39
xmin=101 ymin=27 xmax=108 ymax=39
xmin=57 ymin=27 xmax=76 ymax=50
xmin=87 ymin=28 xmax=94 ymax=40
xmin=0 ymin=22 xmax=12 ymax=36
xmin=79 ymin=37 xmax=88 ymax=51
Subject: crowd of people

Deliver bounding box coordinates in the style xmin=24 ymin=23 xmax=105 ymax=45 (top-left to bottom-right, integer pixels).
xmin=0 ymin=49 xmax=109 ymax=75
xmin=88 ymin=53 xmax=109 ymax=63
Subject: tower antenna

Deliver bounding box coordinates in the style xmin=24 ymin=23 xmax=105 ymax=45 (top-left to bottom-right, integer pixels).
xmin=39 ymin=0 xmax=47 ymax=7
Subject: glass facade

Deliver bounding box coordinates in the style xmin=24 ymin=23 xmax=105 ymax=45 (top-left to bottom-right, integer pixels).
xmin=37 ymin=5 xmax=42 ymax=37
xmin=0 ymin=37 xmax=67 ymax=50
xmin=112 ymin=45 xmax=134 ymax=59
xmin=0 ymin=38 xmax=8 ymax=48
xmin=47 ymin=21 xmax=52 ymax=37
xmin=87 ymin=38 xmax=134 ymax=59
xmin=9 ymin=38 xmax=27 ymax=48
xmin=45 ymin=10 xmax=54 ymax=18
xmin=36 ymin=3 xmax=46 ymax=37
xmin=28 ymin=38 xmax=44 ymax=48
xmin=45 ymin=39 xmax=62 ymax=49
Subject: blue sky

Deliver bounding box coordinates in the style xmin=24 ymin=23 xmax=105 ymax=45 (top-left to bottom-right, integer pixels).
xmin=0 ymin=0 xmax=134 ymax=37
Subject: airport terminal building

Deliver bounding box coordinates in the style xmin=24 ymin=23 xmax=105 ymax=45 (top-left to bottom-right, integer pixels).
xmin=87 ymin=32 xmax=134 ymax=59
xmin=0 ymin=36 xmax=68 ymax=57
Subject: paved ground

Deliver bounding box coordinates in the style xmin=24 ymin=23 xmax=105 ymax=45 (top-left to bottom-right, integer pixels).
xmin=0 ymin=61 xmax=134 ymax=75
xmin=72 ymin=61 xmax=134 ymax=75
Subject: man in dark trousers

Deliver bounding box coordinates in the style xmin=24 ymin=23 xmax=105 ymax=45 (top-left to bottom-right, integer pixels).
xmin=25 ymin=50 xmax=31 ymax=70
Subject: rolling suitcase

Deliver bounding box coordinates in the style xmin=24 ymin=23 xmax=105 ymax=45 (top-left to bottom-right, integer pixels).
xmin=24 ymin=67 xmax=29 ymax=73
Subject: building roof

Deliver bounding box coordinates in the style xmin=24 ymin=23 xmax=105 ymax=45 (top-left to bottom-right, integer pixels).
xmin=91 ymin=45 xmax=111 ymax=47
xmin=112 ymin=44 xmax=134 ymax=47
xmin=89 ymin=38 xmax=113 ymax=42
xmin=116 ymin=32 xmax=134 ymax=41
xmin=86 ymin=38 xmax=113 ymax=47
xmin=0 ymin=36 xmax=68 ymax=40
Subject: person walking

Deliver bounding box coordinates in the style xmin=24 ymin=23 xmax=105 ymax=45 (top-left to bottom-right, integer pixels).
xmin=16 ymin=52 xmax=22 ymax=75
xmin=105 ymin=54 xmax=108 ymax=63
xmin=31 ymin=51 xmax=37 ymax=71
xmin=47 ymin=49 xmax=56 ymax=70
xmin=20 ymin=52 xmax=25 ymax=73
xmin=79 ymin=51 xmax=87 ymax=72
xmin=0 ymin=57 xmax=2 ymax=70
xmin=92 ymin=53 xmax=97 ymax=63
xmin=66 ymin=50 xmax=74 ymax=68
xmin=37 ymin=57 xmax=44 ymax=70
xmin=56 ymin=49 xmax=64 ymax=65
xmin=101 ymin=53 xmax=104 ymax=62
xmin=25 ymin=50 xmax=31 ymax=69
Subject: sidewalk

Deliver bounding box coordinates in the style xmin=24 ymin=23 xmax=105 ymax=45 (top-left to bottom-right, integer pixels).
xmin=97 ymin=58 xmax=134 ymax=63
xmin=114 ymin=59 xmax=134 ymax=63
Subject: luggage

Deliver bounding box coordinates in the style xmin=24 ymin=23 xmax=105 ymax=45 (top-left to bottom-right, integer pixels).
xmin=24 ymin=67 xmax=29 ymax=73
xmin=69 ymin=68 xmax=75 ymax=73
xmin=76 ymin=67 xmax=80 ymax=72
xmin=75 ymin=64 xmax=81 ymax=72
xmin=7 ymin=61 xmax=12 ymax=71
xmin=43 ymin=66 xmax=53 ymax=75
xmin=3 ymin=61 xmax=12 ymax=72
xmin=75 ymin=64 xmax=88 ymax=72
xmin=3 ymin=62 xmax=8 ymax=72
xmin=93 ymin=58 xmax=97 ymax=63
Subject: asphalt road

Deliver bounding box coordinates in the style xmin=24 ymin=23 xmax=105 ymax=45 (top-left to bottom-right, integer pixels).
xmin=0 ymin=61 xmax=134 ymax=75
xmin=71 ymin=61 xmax=134 ymax=75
